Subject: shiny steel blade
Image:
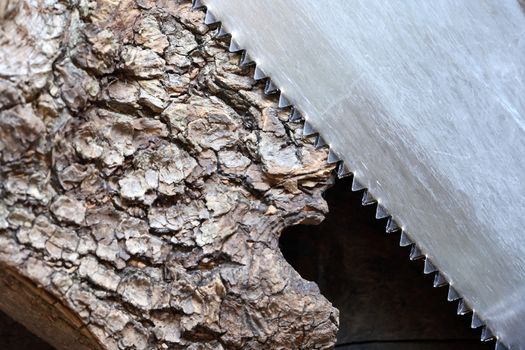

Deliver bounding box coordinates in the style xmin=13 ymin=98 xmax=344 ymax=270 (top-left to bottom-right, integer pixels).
xmin=203 ymin=1 xmax=525 ymax=348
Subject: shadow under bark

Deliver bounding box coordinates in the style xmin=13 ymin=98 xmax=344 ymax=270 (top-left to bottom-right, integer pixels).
xmin=0 ymin=310 xmax=54 ymax=350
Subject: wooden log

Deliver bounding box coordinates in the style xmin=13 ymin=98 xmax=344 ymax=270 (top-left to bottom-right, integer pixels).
xmin=0 ymin=0 xmax=338 ymax=348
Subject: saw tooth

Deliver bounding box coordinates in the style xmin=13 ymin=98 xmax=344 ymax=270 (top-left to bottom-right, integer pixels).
xmin=204 ymin=10 xmax=218 ymax=25
xmin=327 ymin=149 xmax=341 ymax=164
xmin=336 ymin=162 xmax=351 ymax=178
xmin=278 ymin=93 xmax=291 ymax=108
xmin=448 ymin=286 xmax=461 ymax=301
xmin=481 ymin=327 xmax=495 ymax=342
xmin=288 ymin=107 xmax=303 ymax=122
xmin=229 ymin=39 xmax=242 ymax=53
xmin=361 ymin=190 xmax=376 ymax=206
xmin=315 ymin=135 xmax=327 ymax=149
xmin=191 ymin=0 xmax=204 ymax=10
xmin=433 ymin=273 xmax=448 ymax=288
xmin=495 ymin=340 xmax=509 ymax=350
xmin=457 ymin=299 xmax=472 ymax=315
xmin=264 ymin=80 xmax=278 ymax=94
xmin=385 ymin=217 xmax=400 ymax=233
xmin=216 ymin=25 xmax=229 ymax=38
xmin=471 ymin=312 xmax=484 ymax=329
xmin=351 ymin=177 xmax=365 ymax=191
xmin=409 ymin=245 xmax=424 ymax=260
xmin=375 ymin=204 xmax=388 ymax=219
xmin=399 ymin=232 xmax=413 ymax=247
xmin=240 ymin=51 xmax=254 ymax=67
xmin=302 ymin=121 xmax=316 ymax=137
xmin=253 ymin=66 xmax=266 ymax=80
xmin=423 ymin=258 xmax=437 ymax=274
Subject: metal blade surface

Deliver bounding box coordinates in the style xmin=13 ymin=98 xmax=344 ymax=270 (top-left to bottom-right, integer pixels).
xmin=202 ymin=1 xmax=525 ymax=348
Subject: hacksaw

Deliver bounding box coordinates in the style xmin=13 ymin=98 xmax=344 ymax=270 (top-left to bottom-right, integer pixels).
xmin=195 ymin=1 xmax=525 ymax=349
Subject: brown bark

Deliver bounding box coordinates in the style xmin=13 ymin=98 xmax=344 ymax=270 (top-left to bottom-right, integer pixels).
xmin=0 ymin=0 xmax=338 ymax=349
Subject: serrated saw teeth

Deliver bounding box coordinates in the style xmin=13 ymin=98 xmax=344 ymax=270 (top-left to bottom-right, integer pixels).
xmin=375 ymin=204 xmax=388 ymax=219
xmin=423 ymin=258 xmax=437 ymax=274
xmin=240 ymin=51 xmax=254 ymax=67
xmin=204 ymin=10 xmax=218 ymax=25
xmin=457 ymin=299 xmax=472 ymax=315
xmin=433 ymin=273 xmax=447 ymax=288
xmin=191 ymin=0 xmax=204 ymax=10
xmin=481 ymin=327 xmax=495 ymax=342
xmin=278 ymin=94 xmax=291 ymax=108
xmin=399 ymin=232 xmax=413 ymax=247
xmin=254 ymin=67 xmax=266 ymax=81
xmin=327 ymin=149 xmax=341 ymax=164
xmin=229 ymin=39 xmax=242 ymax=53
xmin=264 ymin=80 xmax=278 ymax=94
xmin=447 ymin=286 xmax=461 ymax=301
xmin=302 ymin=121 xmax=316 ymax=137
xmin=409 ymin=245 xmax=424 ymax=260
xmin=361 ymin=190 xmax=376 ymax=206
xmin=288 ymin=107 xmax=302 ymax=122
xmin=315 ymin=135 xmax=327 ymax=149
xmin=336 ymin=162 xmax=351 ymax=178
xmin=471 ymin=313 xmax=483 ymax=329
xmin=216 ymin=26 xmax=229 ymax=38
xmin=495 ymin=340 xmax=509 ymax=350
xmin=351 ymin=177 xmax=365 ymax=191
xmin=385 ymin=217 xmax=400 ymax=233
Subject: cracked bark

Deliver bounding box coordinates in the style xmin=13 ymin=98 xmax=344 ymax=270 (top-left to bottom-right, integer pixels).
xmin=0 ymin=0 xmax=339 ymax=349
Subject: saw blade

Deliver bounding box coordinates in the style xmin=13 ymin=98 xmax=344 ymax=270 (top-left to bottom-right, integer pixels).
xmin=197 ymin=1 xmax=525 ymax=349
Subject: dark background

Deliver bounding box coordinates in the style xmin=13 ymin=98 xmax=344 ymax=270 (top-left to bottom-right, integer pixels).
xmin=280 ymin=176 xmax=493 ymax=350
xmin=0 ymin=310 xmax=53 ymax=350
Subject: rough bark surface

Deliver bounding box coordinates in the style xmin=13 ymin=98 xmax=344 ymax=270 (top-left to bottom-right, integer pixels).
xmin=0 ymin=0 xmax=338 ymax=349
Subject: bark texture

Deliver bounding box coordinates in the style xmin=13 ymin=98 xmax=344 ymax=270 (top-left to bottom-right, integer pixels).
xmin=0 ymin=0 xmax=339 ymax=349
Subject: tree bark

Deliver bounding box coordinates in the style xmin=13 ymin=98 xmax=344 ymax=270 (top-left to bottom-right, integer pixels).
xmin=0 ymin=0 xmax=338 ymax=349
